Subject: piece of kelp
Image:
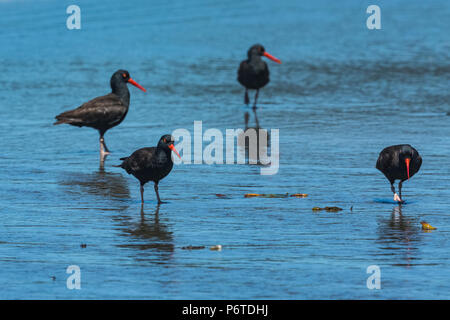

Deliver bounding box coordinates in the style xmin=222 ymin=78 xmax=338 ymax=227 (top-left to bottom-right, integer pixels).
xmin=312 ymin=206 xmax=343 ymax=212
xmin=420 ymin=221 xmax=437 ymax=230
xmin=244 ymin=193 xmax=289 ymax=198
xmin=244 ymin=193 xmax=308 ymax=198
xmin=181 ymin=245 xmax=206 ymax=250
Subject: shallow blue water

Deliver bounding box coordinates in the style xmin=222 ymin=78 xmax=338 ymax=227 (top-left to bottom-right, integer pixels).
xmin=0 ymin=0 xmax=449 ymax=299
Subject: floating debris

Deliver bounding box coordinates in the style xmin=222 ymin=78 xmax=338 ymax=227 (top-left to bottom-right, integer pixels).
xmin=312 ymin=206 xmax=343 ymax=212
xmin=244 ymin=193 xmax=288 ymax=198
xmin=421 ymin=221 xmax=437 ymax=230
xmin=80 ymin=244 xmax=87 ymax=248
xmin=215 ymin=194 xmax=232 ymax=199
xmin=181 ymin=245 xmax=206 ymax=250
xmin=51 ymin=276 xmax=56 ymax=281
xmin=325 ymin=207 xmax=343 ymax=212
xmin=290 ymin=193 xmax=308 ymax=198
xmin=219 ymin=193 xmax=308 ymax=199
xmin=210 ymin=245 xmax=222 ymax=251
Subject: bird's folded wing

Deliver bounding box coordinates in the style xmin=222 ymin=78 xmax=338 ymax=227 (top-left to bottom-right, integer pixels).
xmin=128 ymin=147 xmax=158 ymax=172
xmin=56 ymin=93 xmax=126 ymax=126
xmin=376 ymin=151 xmax=392 ymax=170
xmin=238 ymin=61 xmax=250 ymax=76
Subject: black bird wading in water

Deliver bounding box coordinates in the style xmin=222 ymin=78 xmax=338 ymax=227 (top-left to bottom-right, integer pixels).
xmin=115 ymin=135 xmax=181 ymax=205
xmin=54 ymin=70 xmax=146 ymax=161
xmin=376 ymin=144 xmax=422 ymax=203
xmin=238 ymin=44 xmax=281 ymax=127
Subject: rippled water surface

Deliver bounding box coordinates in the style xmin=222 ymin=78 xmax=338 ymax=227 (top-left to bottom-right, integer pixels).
xmin=0 ymin=0 xmax=449 ymax=299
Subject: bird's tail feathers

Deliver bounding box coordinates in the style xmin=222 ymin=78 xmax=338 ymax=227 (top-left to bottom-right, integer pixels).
xmin=53 ymin=116 xmax=84 ymax=126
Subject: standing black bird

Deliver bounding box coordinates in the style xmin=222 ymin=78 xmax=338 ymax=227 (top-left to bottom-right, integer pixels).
xmin=115 ymin=135 xmax=181 ymax=204
xmin=376 ymin=144 xmax=422 ymax=203
xmin=238 ymin=44 xmax=281 ymax=107
xmin=238 ymin=44 xmax=281 ymax=108
xmin=54 ymin=70 xmax=146 ymax=159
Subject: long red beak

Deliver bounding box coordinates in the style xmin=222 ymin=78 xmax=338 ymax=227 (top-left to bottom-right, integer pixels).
xmin=169 ymin=144 xmax=181 ymax=159
xmin=263 ymin=52 xmax=282 ymax=64
xmin=405 ymin=158 xmax=411 ymax=180
xmin=128 ymin=78 xmax=146 ymax=92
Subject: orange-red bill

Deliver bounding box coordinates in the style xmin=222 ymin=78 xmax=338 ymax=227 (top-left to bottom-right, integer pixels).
xmin=405 ymin=158 xmax=411 ymax=180
xmin=128 ymin=78 xmax=146 ymax=92
xmin=263 ymin=52 xmax=282 ymax=64
xmin=169 ymin=144 xmax=181 ymax=159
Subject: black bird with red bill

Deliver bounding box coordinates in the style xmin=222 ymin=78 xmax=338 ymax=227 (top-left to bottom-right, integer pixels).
xmin=376 ymin=144 xmax=422 ymax=203
xmin=54 ymin=70 xmax=146 ymax=159
xmin=238 ymin=44 xmax=281 ymax=109
xmin=115 ymin=135 xmax=181 ymax=205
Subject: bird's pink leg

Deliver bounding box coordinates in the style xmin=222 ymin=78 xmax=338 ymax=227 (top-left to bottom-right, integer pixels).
xmin=154 ymin=182 xmax=162 ymax=204
xmin=244 ymin=89 xmax=249 ymax=105
xmin=391 ymin=182 xmax=402 ymax=203
xmin=99 ymin=135 xmax=111 ymax=159
xmin=253 ymin=89 xmax=259 ymax=110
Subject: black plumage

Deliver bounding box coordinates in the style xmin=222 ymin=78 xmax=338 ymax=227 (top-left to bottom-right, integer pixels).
xmin=54 ymin=70 xmax=146 ymax=157
xmin=115 ymin=135 xmax=181 ymax=204
xmin=237 ymin=44 xmax=281 ymax=108
xmin=376 ymin=144 xmax=422 ymax=202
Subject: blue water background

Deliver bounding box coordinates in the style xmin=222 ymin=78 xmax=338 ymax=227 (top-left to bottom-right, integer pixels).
xmin=0 ymin=0 xmax=449 ymax=299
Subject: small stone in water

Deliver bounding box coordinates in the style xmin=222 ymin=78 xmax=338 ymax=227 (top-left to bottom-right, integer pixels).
xmin=210 ymin=245 xmax=222 ymax=251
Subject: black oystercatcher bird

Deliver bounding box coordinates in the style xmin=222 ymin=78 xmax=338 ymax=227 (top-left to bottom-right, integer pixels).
xmin=376 ymin=144 xmax=422 ymax=203
xmin=238 ymin=44 xmax=281 ymax=109
xmin=115 ymin=135 xmax=181 ymax=204
xmin=54 ymin=70 xmax=146 ymax=159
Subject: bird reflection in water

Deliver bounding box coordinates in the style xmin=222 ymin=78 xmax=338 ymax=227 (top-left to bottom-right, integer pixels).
xmin=60 ymin=167 xmax=130 ymax=206
xmin=238 ymin=112 xmax=271 ymax=166
xmin=377 ymin=205 xmax=422 ymax=268
xmin=118 ymin=205 xmax=174 ymax=259
xmin=100 ymin=154 xmax=108 ymax=170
